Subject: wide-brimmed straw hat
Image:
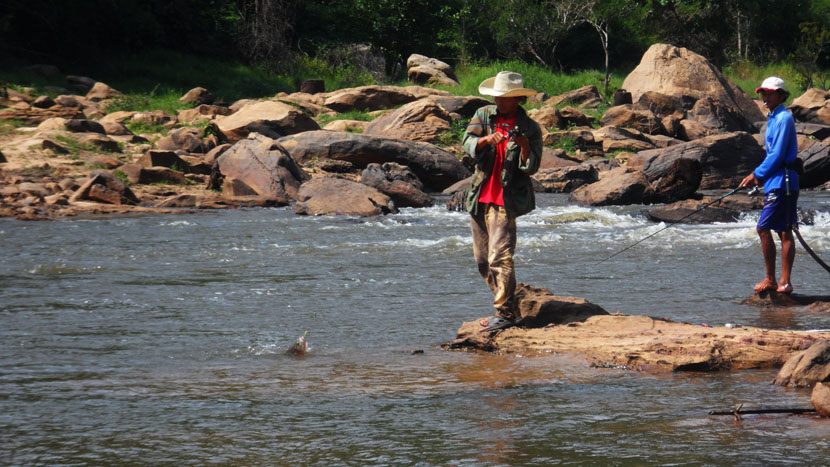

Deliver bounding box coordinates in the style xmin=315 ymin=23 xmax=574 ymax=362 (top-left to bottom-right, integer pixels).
xmin=478 ymin=71 xmax=537 ymax=97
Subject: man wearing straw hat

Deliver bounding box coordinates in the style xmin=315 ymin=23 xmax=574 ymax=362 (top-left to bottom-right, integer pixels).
xmin=462 ymin=71 xmax=542 ymax=332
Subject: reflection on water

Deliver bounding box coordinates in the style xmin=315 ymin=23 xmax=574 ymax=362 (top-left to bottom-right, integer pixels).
xmin=1 ymin=192 xmax=830 ymax=464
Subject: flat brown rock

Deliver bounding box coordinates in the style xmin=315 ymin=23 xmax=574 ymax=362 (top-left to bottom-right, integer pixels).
xmin=445 ymin=314 xmax=830 ymax=373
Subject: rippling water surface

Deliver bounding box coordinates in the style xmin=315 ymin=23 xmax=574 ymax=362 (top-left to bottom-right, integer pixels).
xmin=2 ymin=192 xmax=830 ymax=464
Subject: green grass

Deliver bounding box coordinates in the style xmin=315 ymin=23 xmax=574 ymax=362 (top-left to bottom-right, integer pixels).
xmin=722 ymin=60 xmax=803 ymax=105
xmin=431 ymin=60 xmax=627 ymax=105
xmin=125 ymin=119 xmax=168 ymax=135
xmin=0 ymin=119 xmax=27 ymax=135
xmin=54 ymin=134 xmax=120 ymax=157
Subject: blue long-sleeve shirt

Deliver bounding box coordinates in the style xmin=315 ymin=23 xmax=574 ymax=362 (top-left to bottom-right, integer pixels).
xmin=755 ymin=104 xmax=799 ymax=193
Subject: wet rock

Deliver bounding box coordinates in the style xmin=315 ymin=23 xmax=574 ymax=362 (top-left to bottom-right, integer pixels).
xmin=277 ymin=130 xmax=470 ymax=192
xmin=179 ymin=87 xmax=214 ymax=106
xmin=773 ymin=340 xmax=830 ymax=387
xmin=812 ymin=383 xmax=830 ymax=417
xmin=742 ymin=292 xmax=830 ymax=310
xmin=295 ymin=177 xmax=396 ymax=216
xmin=360 ymin=162 xmax=433 ymax=208
xmin=798 ymin=143 xmax=830 ymax=188
xmin=70 ymin=170 xmax=139 ymax=205
xmin=215 ymin=133 xmax=308 ymax=200
xmin=215 ymin=100 xmax=319 ymax=143
xmin=446 ymin=310 xmax=829 ymax=373
xmin=515 ymin=283 xmax=609 ymax=327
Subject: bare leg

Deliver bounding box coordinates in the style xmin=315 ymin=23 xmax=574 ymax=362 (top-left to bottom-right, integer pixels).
xmin=754 ymin=228 xmax=778 ymax=293
xmin=777 ymin=230 xmax=795 ymax=293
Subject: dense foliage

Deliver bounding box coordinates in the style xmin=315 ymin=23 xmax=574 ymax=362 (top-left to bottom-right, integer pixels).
xmin=2 ymin=0 xmax=829 ymax=88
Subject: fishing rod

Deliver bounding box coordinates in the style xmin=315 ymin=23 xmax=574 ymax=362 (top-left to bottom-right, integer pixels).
xmin=597 ymin=186 xmax=747 ymax=264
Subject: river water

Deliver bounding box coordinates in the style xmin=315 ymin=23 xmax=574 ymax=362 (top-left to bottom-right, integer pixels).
xmin=2 ymin=192 xmax=830 ymax=465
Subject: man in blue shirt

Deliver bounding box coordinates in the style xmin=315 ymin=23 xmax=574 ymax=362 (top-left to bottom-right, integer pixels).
xmin=739 ymin=77 xmax=799 ymax=294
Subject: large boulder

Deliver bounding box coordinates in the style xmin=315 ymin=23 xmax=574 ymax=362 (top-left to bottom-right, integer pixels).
xmin=790 ymin=88 xmax=830 ymax=124
xmin=798 ymin=143 xmax=830 ymax=188
xmin=360 ymin=162 xmax=433 ymax=208
xmin=276 ymin=130 xmax=470 ymax=192
xmin=622 ymin=44 xmax=765 ymax=127
xmin=215 ymin=133 xmax=309 ymax=201
xmin=215 ymin=100 xmax=320 ymax=143
xmin=773 ymin=340 xmax=830 ymax=387
xmin=568 ymin=167 xmax=653 ymax=206
xmin=363 ymin=99 xmax=453 ymax=143
xmin=406 ymin=54 xmax=459 ymax=87
xmin=323 ymin=85 xmax=447 ymax=113
xmin=634 ymin=132 xmax=765 ymax=189
xmin=295 ymin=177 xmax=396 ymax=216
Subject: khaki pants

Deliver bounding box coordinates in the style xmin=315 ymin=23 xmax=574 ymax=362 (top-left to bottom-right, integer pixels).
xmin=470 ymin=204 xmax=517 ymax=318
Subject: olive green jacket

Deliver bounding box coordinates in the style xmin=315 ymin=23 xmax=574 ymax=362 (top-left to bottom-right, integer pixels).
xmin=462 ymin=105 xmax=542 ymax=218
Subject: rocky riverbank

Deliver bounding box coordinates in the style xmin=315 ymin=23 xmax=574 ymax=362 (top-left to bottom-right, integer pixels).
xmin=2 ymin=44 xmax=830 ymax=221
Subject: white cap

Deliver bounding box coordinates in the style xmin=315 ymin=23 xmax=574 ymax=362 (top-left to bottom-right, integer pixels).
xmin=755 ymin=76 xmax=787 ymax=94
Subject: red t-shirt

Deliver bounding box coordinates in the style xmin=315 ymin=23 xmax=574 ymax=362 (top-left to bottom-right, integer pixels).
xmin=478 ymin=115 xmax=516 ymax=206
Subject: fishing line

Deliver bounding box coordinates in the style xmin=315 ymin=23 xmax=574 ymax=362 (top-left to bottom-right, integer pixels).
xmin=597 ymin=186 xmax=747 ymax=264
